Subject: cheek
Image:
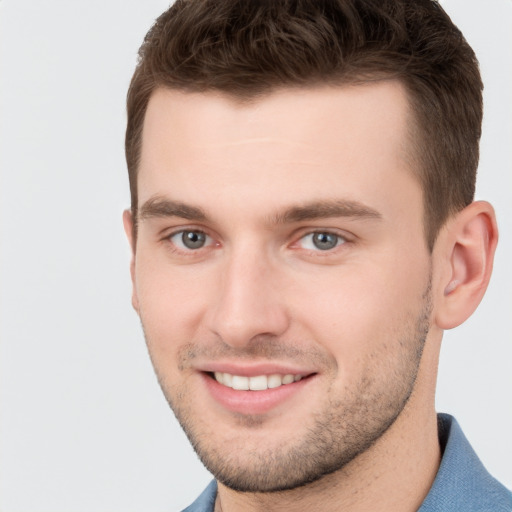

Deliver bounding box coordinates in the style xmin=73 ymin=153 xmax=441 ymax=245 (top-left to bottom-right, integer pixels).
xmin=134 ymin=255 xmax=213 ymax=353
xmin=290 ymin=258 xmax=428 ymax=371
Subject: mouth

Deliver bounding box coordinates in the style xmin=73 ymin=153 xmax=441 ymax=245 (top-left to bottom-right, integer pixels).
xmin=211 ymin=371 xmax=305 ymax=390
xmin=201 ymin=369 xmax=316 ymax=415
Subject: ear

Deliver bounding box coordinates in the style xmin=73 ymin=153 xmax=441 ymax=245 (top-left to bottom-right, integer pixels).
xmin=434 ymin=201 xmax=498 ymax=329
xmin=123 ymin=209 xmax=140 ymax=313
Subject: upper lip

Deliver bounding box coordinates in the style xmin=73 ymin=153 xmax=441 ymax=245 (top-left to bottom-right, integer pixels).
xmin=197 ymin=362 xmax=317 ymax=377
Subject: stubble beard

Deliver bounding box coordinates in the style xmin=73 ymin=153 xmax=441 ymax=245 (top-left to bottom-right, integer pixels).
xmin=144 ymin=281 xmax=432 ymax=494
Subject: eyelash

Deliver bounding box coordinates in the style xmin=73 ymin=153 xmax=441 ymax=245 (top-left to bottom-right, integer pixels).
xmin=294 ymin=231 xmax=348 ymax=252
xmin=162 ymin=228 xmax=351 ymax=257
xmin=165 ymin=229 xmax=215 ymax=253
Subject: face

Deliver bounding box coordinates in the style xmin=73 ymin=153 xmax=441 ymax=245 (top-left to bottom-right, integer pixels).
xmin=127 ymin=83 xmax=434 ymax=492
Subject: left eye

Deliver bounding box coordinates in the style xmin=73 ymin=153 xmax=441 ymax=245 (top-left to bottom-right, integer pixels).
xmin=169 ymin=230 xmax=213 ymax=250
xmin=298 ymin=232 xmax=345 ymax=251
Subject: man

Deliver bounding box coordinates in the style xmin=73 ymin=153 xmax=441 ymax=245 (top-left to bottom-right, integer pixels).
xmin=123 ymin=0 xmax=512 ymax=510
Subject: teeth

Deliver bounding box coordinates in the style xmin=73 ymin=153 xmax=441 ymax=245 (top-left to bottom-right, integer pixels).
xmin=213 ymin=372 xmax=305 ymax=390
xmin=249 ymin=375 xmax=267 ymax=391
xmin=223 ymin=372 xmax=233 ymax=387
xmin=268 ymin=374 xmax=283 ymax=389
xmin=232 ymin=375 xmax=249 ymax=390
xmin=282 ymin=374 xmax=294 ymax=385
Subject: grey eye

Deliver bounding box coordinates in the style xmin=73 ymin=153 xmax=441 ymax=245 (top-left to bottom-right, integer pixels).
xmin=312 ymin=232 xmax=339 ymax=250
xmin=299 ymin=232 xmax=345 ymax=251
xmin=169 ymin=230 xmax=212 ymax=250
xmin=181 ymin=231 xmax=206 ymax=249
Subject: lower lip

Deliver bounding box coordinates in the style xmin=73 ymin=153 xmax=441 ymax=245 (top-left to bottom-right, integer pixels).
xmin=202 ymin=373 xmax=314 ymax=415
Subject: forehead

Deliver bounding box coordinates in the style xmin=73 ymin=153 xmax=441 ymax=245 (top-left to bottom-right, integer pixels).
xmin=138 ymin=82 xmax=418 ymax=222
xmin=141 ymin=81 xmax=411 ymax=154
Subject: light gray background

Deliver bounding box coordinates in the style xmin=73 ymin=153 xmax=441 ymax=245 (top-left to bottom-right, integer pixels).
xmin=0 ymin=1 xmax=510 ymax=511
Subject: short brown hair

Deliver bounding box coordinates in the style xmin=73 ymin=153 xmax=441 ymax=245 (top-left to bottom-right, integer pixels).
xmin=126 ymin=0 xmax=482 ymax=250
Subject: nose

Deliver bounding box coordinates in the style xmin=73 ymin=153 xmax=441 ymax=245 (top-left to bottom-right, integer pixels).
xmin=206 ymin=245 xmax=290 ymax=349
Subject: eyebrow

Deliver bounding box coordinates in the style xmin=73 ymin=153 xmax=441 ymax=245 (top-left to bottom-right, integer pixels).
xmin=138 ymin=196 xmax=382 ymax=224
xmin=271 ymin=200 xmax=382 ymax=224
xmin=139 ymin=196 xmax=207 ymax=222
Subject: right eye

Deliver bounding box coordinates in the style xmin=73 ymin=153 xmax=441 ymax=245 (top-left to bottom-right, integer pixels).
xmin=168 ymin=230 xmax=214 ymax=251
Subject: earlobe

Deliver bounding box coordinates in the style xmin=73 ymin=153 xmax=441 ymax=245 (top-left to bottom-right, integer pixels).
xmin=435 ymin=201 xmax=498 ymax=330
xmin=122 ymin=209 xmax=140 ymax=313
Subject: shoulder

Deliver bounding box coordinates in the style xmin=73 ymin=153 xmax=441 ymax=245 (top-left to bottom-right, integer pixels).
xmin=181 ymin=480 xmax=217 ymax=512
xmin=419 ymin=414 xmax=512 ymax=512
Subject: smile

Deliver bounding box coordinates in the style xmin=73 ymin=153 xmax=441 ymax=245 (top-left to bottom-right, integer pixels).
xmin=213 ymin=372 xmax=304 ymax=390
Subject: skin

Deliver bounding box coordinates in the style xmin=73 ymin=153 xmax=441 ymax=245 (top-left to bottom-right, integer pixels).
xmin=124 ymin=82 xmax=497 ymax=512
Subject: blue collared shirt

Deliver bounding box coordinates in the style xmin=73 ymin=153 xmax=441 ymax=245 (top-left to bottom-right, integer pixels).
xmin=182 ymin=414 xmax=512 ymax=511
